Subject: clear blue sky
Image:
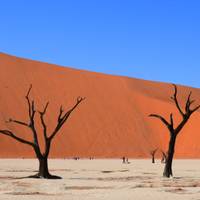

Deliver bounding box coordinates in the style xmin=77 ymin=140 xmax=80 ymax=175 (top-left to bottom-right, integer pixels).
xmin=1 ymin=0 xmax=200 ymax=87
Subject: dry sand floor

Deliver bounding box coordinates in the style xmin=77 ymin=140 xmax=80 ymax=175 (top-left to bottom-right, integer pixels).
xmin=0 ymin=159 xmax=200 ymax=199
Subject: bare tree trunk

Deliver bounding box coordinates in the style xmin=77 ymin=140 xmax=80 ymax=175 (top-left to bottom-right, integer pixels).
xmin=161 ymin=151 xmax=167 ymax=163
xmin=152 ymin=156 xmax=155 ymax=163
xmin=150 ymin=148 xmax=157 ymax=164
xmin=38 ymin=156 xmax=50 ymax=178
xmin=36 ymin=141 xmax=53 ymax=178
xmin=31 ymin=142 xmax=60 ymax=179
xmin=163 ymin=134 xmax=176 ymax=177
xmin=29 ymin=155 xmax=61 ymax=179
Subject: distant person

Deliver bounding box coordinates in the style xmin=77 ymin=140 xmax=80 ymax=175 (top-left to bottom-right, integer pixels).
xmin=122 ymin=157 xmax=126 ymax=163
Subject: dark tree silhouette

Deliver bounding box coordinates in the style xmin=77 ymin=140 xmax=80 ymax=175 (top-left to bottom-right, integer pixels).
xmin=0 ymin=85 xmax=85 ymax=179
xmin=149 ymin=84 xmax=200 ymax=178
xmin=150 ymin=148 xmax=158 ymax=163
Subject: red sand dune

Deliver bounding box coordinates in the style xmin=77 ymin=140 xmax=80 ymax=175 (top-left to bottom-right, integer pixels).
xmin=0 ymin=52 xmax=200 ymax=158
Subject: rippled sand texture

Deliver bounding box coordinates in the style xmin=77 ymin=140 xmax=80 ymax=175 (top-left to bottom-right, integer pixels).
xmin=0 ymin=53 xmax=200 ymax=158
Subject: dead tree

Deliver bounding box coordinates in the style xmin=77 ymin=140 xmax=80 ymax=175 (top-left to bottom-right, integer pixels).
xmin=149 ymin=84 xmax=200 ymax=178
xmin=161 ymin=150 xmax=167 ymax=163
xmin=150 ymin=148 xmax=158 ymax=163
xmin=0 ymin=85 xmax=85 ymax=179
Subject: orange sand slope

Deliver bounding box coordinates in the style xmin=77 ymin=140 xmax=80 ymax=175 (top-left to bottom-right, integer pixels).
xmin=0 ymin=52 xmax=200 ymax=158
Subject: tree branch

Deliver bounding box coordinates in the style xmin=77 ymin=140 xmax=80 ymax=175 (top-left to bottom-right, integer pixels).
xmin=25 ymin=85 xmax=39 ymax=148
xmin=171 ymin=84 xmax=184 ymax=117
xmin=150 ymin=148 xmax=158 ymax=155
xmin=25 ymin=84 xmax=33 ymax=119
xmin=149 ymin=114 xmax=169 ymax=126
xmin=170 ymin=113 xmax=174 ymax=129
xmin=184 ymin=91 xmax=200 ymax=114
xmin=0 ymin=130 xmax=34 ymax=146
xmin=58 ymin=105 xmax=64 ymax=122
xmin=191 ymin=105 xmax=200 ymax=113
xmin=38 ymin=102 xmax=49 ymax=140
xmin=49 ymin=97 xmax=85 ymax=141
xmin=185 ymin=91 xmax=192 ymax=113
xmin=6 ymin=118 xmax=29 ymax=127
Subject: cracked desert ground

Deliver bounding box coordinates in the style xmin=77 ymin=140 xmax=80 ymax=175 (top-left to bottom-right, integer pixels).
xmin=0 ymin=159 xmax=200 ymax=199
